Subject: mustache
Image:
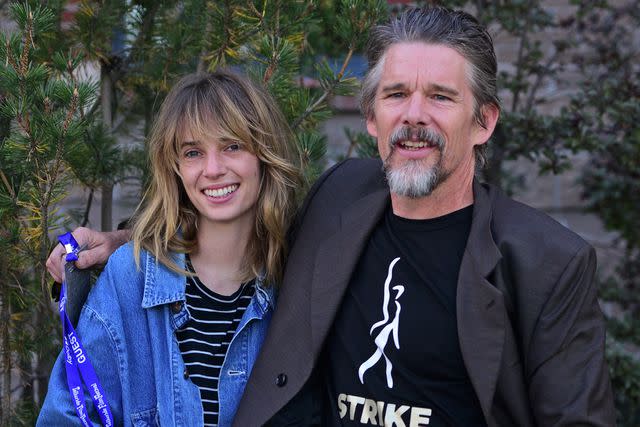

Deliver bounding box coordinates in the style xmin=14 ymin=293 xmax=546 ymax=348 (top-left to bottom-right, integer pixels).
xmin=389 ymin=126 xmax=445 ymax=149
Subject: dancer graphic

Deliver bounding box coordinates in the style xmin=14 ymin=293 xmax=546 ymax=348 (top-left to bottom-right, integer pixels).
xmin=358 ymin=257 xmax=405 ymax=388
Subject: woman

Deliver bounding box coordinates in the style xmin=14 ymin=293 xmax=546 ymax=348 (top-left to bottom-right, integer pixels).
xmin=38 ymin=71 xmax=301 ymax=426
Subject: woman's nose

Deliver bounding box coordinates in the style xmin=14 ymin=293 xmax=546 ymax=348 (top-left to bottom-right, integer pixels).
xmin=203 ymin=151 xmax=227 ymax=177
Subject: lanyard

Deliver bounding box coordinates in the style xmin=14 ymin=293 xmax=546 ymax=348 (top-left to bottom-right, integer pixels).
xmin=57 ymin=233 xmax=114 ymax=426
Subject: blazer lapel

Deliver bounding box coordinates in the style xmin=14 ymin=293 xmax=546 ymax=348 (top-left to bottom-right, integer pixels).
xmin=310 ymin=188 xmax=389 ymax=353
xmin=457 ymin=181 xmax=505 ymax=425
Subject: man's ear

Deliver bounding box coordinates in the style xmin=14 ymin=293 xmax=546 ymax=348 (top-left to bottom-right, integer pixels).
xmin=366 ymin=116 xmax=378 ymax=138
xmin=473 ymin=104 xmax=500 ymax=146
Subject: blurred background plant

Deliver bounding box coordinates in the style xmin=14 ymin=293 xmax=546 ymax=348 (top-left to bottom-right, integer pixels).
xmin=0 ymin=0 xmax=638 ymax=425
xmin=0 ymin=0 xmax=387 ymax=424
xmin=0 ymin=2 xmax=99 ymax=421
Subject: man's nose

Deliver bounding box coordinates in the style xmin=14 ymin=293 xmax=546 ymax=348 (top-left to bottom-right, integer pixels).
xmin=402 ymin=93 xmax=428 ymax=127
xmin=203 ymin=151 xmax=227 ymax=177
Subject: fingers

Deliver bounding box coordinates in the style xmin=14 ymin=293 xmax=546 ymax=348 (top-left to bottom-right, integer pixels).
xmin=72 ymin=226 xmax=97 ymax=248
xmin=74 ymin=248 xmax=107 ymax=270
xmin=46 ymin=226 xmax=98 ymax=282
xmin=46 ymin=226 xmax=130 ymax=283
xmin=46 ymin=244 xmax=67 ymax=283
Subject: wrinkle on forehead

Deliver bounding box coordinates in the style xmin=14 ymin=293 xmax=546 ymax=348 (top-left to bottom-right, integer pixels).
xmin=377 ymin=42 xmax=472 ymax=101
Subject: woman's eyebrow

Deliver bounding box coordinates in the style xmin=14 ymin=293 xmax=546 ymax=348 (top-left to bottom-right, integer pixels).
xmin=180 ymin=140 xmax=200 ymax=148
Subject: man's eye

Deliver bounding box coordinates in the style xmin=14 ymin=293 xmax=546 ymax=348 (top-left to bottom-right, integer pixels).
xmin=224 ymin=143 xmax=241 ymax=152
xmin=388 ymin=92 xmax=405 ymax=98
xmin=433 ymin=94 xmax=451 ymax=101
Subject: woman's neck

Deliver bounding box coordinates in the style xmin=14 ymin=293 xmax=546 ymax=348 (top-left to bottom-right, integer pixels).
xmin=188 ymin=217 xmax=254 ymax=296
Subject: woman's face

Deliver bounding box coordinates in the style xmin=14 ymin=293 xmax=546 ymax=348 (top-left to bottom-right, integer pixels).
xmin=177 ymin=128 xmax=261 ymax=229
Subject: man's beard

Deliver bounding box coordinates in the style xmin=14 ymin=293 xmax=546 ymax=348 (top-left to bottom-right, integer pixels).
xmin=382 ymin=126 xmax=448 ymax=199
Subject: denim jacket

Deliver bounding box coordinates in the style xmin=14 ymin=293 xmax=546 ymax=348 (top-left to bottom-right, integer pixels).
xmin=38 ymin=243 xmax=275 ymax=426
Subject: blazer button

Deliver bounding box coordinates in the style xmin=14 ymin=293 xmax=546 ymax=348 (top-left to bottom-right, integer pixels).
xmin=275 ymin=373 xmax=287 ymax=387
xmin=183 ymin=368 xmax=189 ymax=379
xmin=171 ymin=301 xmax=183 ymax=314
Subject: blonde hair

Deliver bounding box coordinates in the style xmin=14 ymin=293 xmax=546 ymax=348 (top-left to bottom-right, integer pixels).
xmin=131 ymin=71 xmax=302 ymax=285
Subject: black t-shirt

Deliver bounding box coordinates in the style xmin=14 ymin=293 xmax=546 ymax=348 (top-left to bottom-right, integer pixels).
xmin=322 ymin=205 xmax=487 ymax=426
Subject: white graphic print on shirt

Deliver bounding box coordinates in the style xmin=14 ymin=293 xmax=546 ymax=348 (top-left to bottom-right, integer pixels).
xmin=358 ymin=257 xmax=405 ymax=388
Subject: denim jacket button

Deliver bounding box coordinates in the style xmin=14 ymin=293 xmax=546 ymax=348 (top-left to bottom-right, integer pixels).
xmin=275 ymin=373 xmax=287 ymax=387
xmin=183 ymin=368 xmax=189 ymax=379
xmin=171 ymin=301 xmax=183 ymax=314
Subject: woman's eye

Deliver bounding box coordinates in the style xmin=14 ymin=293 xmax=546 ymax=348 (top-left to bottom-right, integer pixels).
xmin=184 ymin=150 xmax=201 ymax=158
xmin=224 ymin=143 xmax=241 ymax=152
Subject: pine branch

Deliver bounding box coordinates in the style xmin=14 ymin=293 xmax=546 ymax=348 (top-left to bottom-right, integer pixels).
xmin=208 ymin=0 xmax=235 ymax=69
xmin=117 ymin=2 xmax=161 ymax=81
xmin=44 ymin=86 xmax=78 ymax=214
xmin=19 ymin=10 xmax=33 ymax=76
xmin=5 ymin=38 xmax=19 ymax=71
xmin=291 ymin=46 xmax=354 ymax=130
xmin=0 ymin=169 xmax=15 ymax=199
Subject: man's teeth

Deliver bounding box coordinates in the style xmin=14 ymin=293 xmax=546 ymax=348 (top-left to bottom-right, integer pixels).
xmin=204 ymin=184 xmax=238 ymax=197
xmin=399 ymin=140 xmax=430 ymax=149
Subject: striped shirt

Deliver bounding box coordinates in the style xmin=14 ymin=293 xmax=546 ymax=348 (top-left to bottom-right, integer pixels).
xmin=176 ymin=258 xmax=255 ymax=426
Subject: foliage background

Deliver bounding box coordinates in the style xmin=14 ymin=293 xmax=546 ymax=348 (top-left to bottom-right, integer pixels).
xmin=0 ymin=0 xmax=638 ymax=425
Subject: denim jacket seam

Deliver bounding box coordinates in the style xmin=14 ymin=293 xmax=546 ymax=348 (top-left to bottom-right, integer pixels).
xmin=141 ymin=251 xmax=187 ymax=308
xmin=218 ymin=289 xmax=272 ymax=423
xmin=254 ymin=280 xmax=275 ymax=314
xmin=82 ymin=304 xmax=125 ymax=416
xmin=169 ymin=299 xmax=190 ymax=330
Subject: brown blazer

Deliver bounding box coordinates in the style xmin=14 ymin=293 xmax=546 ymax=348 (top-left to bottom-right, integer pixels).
xmin=234 ymin=158 xmax=615 ymax=426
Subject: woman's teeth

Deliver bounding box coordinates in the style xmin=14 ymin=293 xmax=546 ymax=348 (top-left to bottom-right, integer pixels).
xmin=204 ymin=184 xmax=238 ymax=197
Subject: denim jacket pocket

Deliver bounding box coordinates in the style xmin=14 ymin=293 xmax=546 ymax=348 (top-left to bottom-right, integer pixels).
xmin=131 ymin=407 xmax=160 ymax=426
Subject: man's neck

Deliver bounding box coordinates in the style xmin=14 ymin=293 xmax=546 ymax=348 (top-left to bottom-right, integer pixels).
xmin=390 ymin=174 xmax=475 ymax=220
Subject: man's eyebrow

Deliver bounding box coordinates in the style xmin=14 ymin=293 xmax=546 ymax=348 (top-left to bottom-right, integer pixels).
xmin=379 ymin=82 xmax=461 ymax=98
xmin=380 ymin=83 xmax=408 ymax=93
xmin=429 ymin=84 xmax=460 ymax=97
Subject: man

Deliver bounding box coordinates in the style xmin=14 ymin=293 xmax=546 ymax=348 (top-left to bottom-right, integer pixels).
xmin=49 ymin=7 xmax=614 ymax=426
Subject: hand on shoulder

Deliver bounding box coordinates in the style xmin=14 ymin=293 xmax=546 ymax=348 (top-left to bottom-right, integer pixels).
xmin=46 ymin=227 xmax=131 ymax=283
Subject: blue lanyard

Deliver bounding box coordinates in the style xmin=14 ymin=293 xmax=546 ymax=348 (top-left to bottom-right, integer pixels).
xmin=57 ymin=233 xmax=114 ymax=426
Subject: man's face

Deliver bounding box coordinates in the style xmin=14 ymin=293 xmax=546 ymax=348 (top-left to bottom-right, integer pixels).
xmin=366 ymin=42 xmax=497 ymax=199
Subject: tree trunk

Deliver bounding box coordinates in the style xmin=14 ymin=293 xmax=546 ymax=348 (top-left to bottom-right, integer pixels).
xmin=101 ymin=63 xmax=114 ymax=232
xmin=0 ymin=251 xmax=11 ymax=426
xmin=101 ymin=183 xmax=113 ymax=232
xmin=17 ymin=341 xmax=32 ymax=418
xmin=81 ymin=188 xmax=94 ymax=227
xmin=32 ymin=302 xmax=54 ymax=407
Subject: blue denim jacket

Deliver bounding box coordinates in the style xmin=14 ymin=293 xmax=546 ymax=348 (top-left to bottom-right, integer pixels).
xmin=38 ymin=243 xmax=275 ymax=426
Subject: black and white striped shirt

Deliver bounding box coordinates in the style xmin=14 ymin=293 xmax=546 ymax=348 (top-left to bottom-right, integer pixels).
xmin=176 ymin=258 xmax=255 ymax=426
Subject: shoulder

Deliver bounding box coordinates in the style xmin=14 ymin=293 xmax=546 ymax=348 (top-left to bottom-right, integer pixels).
xmin=288 ymin=158 xmax=386 ymax=242
xmin=101 ymin=242 xmax=147 ymax=284
xmin=483 ymin=183 xmax=590 ymax=256
xmin=315 ymin=158 xmax=385 ymax=191
xmin=479 ymin=183 xmax=596 ymax=303
xmin=85 ymin=242 xmax=148 ymax=312
xmin=305 ymin=158 xmax=386 ymax=206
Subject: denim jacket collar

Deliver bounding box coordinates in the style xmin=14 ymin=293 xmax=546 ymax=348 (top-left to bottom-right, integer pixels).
xmin=140 ymin=251 xmax=275 ymax=311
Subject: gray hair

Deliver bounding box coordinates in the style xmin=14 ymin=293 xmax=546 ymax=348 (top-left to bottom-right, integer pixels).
xmin=361 ymin=7 xmax=500 ymax=167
